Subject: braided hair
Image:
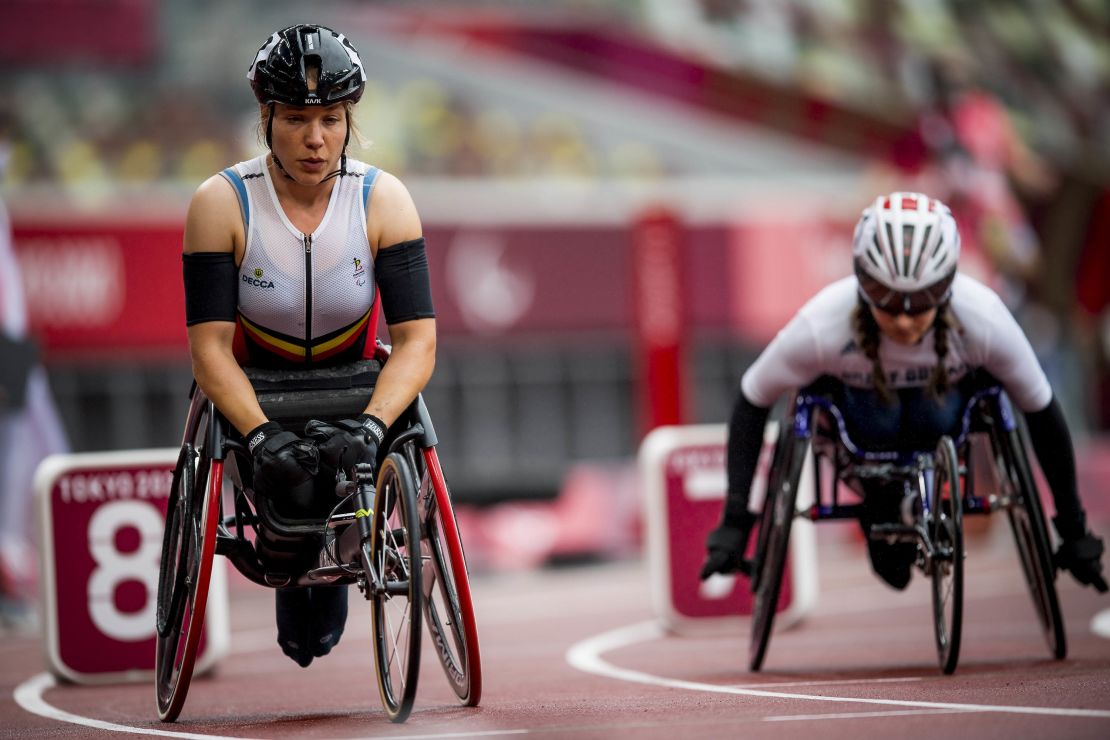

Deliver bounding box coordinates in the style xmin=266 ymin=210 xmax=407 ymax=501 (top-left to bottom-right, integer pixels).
xmin=852 ymin=297 xmax=953 ymax=403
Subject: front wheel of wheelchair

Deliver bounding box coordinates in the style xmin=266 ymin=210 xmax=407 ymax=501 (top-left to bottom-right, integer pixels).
xmin=998 ymin=426 xmax=1066 ymax=659
xmin=929 ymin=435 xmax=964 ymax=675
xmin=418 ymin=449 xmax=482 ymax=706
xmin=155 ymin=418 xmax=222 ymax=721
xmin=366 ymin=452 xmax=423 ymax=723
xmin=749 ymin=422 xmax=807 ymax=672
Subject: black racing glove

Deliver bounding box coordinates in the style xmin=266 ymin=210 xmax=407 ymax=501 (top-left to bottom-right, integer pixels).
xmin=1053 ymin=516 xmax=1108 ymax=593
xmin=247 ymin=421 xmax=320 ymax=515
xmin=304 ymin=414 xmax=388 ymax=481
xmin=699 ymin=510 xmax=758 ymax=580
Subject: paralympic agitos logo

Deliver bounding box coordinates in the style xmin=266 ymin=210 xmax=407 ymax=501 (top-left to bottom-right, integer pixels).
xmin=242 ymin=267 xmax=275 ymax=289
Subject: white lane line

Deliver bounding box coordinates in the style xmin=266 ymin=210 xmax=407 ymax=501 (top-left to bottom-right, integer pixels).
xmin=1092 ymin=608 xmax=1110 ymax=640
xmin=565 ymin=620 xmax=1110 ymax=719
xmin=730 ymin=677 xmax=922 ymax=689
xmin=14 ymin=671 xmax=531 ymax=740
xmin=764 ymin=709 xmax=974 ymax=722
xmin=13 ymin=672 xmax=244 ymax=740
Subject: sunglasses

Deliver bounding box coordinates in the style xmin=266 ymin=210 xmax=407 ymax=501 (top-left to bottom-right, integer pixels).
xmin=856 ymin=271 xmax=952 ymax=316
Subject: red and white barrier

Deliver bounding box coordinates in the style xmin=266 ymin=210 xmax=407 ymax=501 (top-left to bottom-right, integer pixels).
xmin=34 ymin=450 xmax=229 ymax=683
xmin=640 ymin=423 xmax=818 ymax=635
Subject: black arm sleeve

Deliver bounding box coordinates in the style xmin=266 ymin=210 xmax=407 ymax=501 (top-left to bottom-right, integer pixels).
xmin=183 ymin=252 xmax=237 ymax=325
xmin=1024 ymin=395 xmax=1085 ymax=538
xmin=375 ymin=237 xmax=436 ymax=325
xmin=722 ymin=390 xmax=772 ymax=526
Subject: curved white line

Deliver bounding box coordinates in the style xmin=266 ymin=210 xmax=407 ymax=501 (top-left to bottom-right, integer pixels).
xmin=565 ymin=620 xmax=1110 ymax=719
xmin=1092 ymin=608 xmax=1110 ymax=640
xmin=13 ymin=672 xmax=243 ymax=739
xmin=14 ymin=671 xmax=531 ymax=739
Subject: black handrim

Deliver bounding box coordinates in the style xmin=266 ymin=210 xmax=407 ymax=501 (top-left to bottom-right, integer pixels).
xmin=371 ymin=453 xmax=423 ymax=722
xmin=749 ymin=428 xmax=805 ymax=672
xmin=155 ymin=444 xmax=211 ymax=721
xmin=1001 ymin=428 xmax=1066 ymax=659
xmin=156 ymin=445 xmax=195 ymax=639
xmin=930 ymin=436 xmax=964 ymax=675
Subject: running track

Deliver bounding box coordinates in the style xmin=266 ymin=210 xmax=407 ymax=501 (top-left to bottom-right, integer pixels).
xmin=4 ymin=521 xmax=1109 ymax=739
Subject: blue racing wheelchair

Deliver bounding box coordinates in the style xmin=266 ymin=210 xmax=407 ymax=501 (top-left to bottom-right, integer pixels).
xmin=749 ymin=383 xmax=1065 ymax=675
xmin=154 ymin=344 xmax=482 ymax=723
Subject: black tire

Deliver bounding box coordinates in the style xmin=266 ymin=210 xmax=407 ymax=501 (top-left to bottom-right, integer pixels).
xmin=929 ymin=435 xmax=964 ymax=675
xmin=749 ymin=415 xmax=807 ymax=672
xmin=156 ymin=402 xmax=221 ymax=722
xmin=368 ymin=452 xmax=423 ymax=722
xmin=418 ymin=463 xmax=481 ymax=705
xmin=996 ymin=424 xmax=1067 ymax=659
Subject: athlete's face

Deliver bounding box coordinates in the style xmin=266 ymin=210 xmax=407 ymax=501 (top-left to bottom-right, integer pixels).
xmin=869 ymin=304 xmax=937 ymax=345
xmin=268 ymin=102 xmax=347 ymax=183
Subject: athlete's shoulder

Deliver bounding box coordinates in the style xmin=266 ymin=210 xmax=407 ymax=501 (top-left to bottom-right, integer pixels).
xmin=341 ymin=157 xmax=377 ymax=177
xmin=949 ymin=273 xmax=1009 ymax=322
xmin=219 ymin=155 xmax=267 ymax=180
xmin=797 ymin=276 xmax=858 ymax=322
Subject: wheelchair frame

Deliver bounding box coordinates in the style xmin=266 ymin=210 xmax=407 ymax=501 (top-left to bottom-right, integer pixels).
xmin=748 ymin=385 xmax=1065 ymax=675
xmin=154 ymin=345 xmax=482 ymax=723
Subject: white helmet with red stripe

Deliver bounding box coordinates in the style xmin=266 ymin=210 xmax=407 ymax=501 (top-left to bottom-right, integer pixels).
xmin=852 ymin=192 xmax=960 ymax=314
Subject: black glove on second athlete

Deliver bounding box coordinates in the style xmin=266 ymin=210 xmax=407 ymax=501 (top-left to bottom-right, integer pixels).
xmin=247 ymin=421 xmax=320 ymax=515
xmin=699 ymin=510 xmax=758 ymax=580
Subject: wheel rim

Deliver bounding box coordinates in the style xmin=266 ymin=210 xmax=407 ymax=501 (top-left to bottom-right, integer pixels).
xmin=156 ymin=446 xmax=194 ymax=639
xmin=998 ymin=427 xmax=1066 ymax=659
xmin=417 ymin=449 xmax=481 ymax=706
xmin=422 ymin=494 xmax=469 ymax=698
xmin=371 ymin=456 xmax=422 ymax=722
xmin=155 ymin=453 xmax=219 ymax=721
xmin=749 ymin=434 xmax=804 ymax=672
xmin=930 ymin=438 xmax=963 ymax=674
xmin=1009 ymin=507 xmax=1062 ymax=655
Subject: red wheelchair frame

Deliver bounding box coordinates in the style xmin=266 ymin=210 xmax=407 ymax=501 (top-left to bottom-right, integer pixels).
xmin=154 ymin=344 xmax=481 ymax=723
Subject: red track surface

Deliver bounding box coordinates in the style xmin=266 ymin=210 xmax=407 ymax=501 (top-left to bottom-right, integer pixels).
xmin=4 ymin=520 xmax=1109 ymax=739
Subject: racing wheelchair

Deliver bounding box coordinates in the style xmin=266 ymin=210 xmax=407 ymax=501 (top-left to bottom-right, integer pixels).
xmin=748 ymin=382 xmax=1065 ymax=675
xmin=154 ymin=344 xmax=482 ymax=723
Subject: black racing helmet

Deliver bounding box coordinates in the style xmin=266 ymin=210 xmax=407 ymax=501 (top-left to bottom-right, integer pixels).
xmin=248 ymin=24 xmax=366 ymax=106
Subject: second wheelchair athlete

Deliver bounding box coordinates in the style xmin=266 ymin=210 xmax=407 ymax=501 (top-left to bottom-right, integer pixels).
xmin=700 ymin=191 xmax=1107 ymax=594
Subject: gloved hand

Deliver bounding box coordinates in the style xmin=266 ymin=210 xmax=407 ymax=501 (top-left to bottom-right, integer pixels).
xmin=699 ymin=510 xmax=758 ymax=580
xmin=247 ymin=421 xmax=320 ymax=515
xmin=1054 ymin=529 xmax=1108 ymax=593
xmin=304 ymin=414 xmax=387 ymax=481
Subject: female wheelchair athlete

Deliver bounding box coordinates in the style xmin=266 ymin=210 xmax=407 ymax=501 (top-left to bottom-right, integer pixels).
xmin=154 ymin=344 xmax=481 ymax=724
xmin=748 ymin=382 xmax=1065 ymax=675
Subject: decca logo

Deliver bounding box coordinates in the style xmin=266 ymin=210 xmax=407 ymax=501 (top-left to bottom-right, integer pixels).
xmin=242 ymin=267 xmax=275 ymax=289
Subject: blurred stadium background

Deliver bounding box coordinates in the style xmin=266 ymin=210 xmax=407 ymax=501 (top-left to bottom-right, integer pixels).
xmin=2 ymin=0 xmax=1109 ymax=567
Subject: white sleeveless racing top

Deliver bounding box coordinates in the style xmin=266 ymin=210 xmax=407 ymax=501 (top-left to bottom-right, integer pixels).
xmin=220 ymin=156 xmax=380 ymax=366
xmin=741 ymin=274 xmax=1053 ymax=413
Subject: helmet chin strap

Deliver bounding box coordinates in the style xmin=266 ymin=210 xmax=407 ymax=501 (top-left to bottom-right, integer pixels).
xmin=265 ymin=101 xmax=350 ymax=186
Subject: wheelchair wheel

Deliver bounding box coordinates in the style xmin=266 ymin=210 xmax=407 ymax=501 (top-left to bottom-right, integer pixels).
xmin=155 ymin=402 xmax=222 ymax=722
xmin=749 ymin=417 xmax=807 ymax=672
xmin=417 ymin=448 xmax=482 ymax=706
xmin=367 ymin=452 xmax=423 ymax=723
xmin=996 ymin=426 xmax=1066 ymax=659
xmin=929 ymin=436 xmax=964 ymax=675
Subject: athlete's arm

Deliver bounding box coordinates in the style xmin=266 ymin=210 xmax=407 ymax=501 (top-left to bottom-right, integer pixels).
xmin=364 ymin=172 xmax=436 ymax=428
xmin=718 ymin=334 xmax=811 ymax=524
xmin=976 ymin=291 xmax=1092 ymax=548
xmin=183 ymin=175 xmax=268 ymax=436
